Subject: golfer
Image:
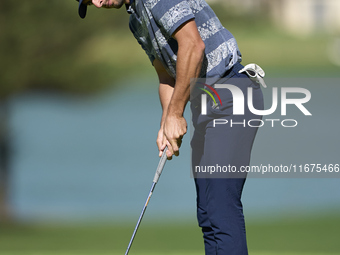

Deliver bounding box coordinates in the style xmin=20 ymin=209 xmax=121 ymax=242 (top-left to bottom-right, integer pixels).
xmin=75 ymin=0 xmax=264 ymax=254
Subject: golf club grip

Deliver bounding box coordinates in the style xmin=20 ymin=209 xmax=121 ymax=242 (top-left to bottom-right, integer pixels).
xmin=153 ymin=146 xmax=168 ymax=183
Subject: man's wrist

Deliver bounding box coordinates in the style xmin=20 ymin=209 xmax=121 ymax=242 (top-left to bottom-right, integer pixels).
xmin=166 ymin=106 xmax=184 ymax=118
xmin=167 ymin=98 xmax=188 ymax=118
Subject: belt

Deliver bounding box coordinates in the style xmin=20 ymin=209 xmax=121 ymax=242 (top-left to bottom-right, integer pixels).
xmin=222 ymin=62 xmax=244 ymax=79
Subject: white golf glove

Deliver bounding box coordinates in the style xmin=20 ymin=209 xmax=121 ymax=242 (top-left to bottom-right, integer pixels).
xmin=239 ymin=63 xmax=267 ymax=88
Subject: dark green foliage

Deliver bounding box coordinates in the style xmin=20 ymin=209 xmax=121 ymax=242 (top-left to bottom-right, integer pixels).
xmin=0 ymin=1 xmax=130 ymax=97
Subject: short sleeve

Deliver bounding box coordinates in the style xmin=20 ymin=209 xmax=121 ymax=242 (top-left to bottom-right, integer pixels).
xmin=129 ymin=15 xmax=156 ymax=64
xmin=150 ymin=0 xmax=195 ymax=36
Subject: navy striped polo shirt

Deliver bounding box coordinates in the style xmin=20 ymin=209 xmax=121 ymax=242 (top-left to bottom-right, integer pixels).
xmin=128 ymin=0 xmax=242 ymax=79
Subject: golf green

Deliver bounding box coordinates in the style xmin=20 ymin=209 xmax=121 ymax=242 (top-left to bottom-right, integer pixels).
xmin=1 ymin=214 xmax=339 ymax=255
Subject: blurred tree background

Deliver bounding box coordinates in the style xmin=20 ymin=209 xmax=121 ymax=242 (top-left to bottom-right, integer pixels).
xmin=0 ymin=0 xmax=339 ymax=222
xmin=1 ymin=0 xmax=339 ymax=97
xmin=0 ymin=1 xmax=140 ymax=97
xmin=1 ymin=0 xmax=339 ymax=98
xmin=0 ymin=0 xmax=150 ymax=221
xmin=0 ymin=1 xmax=340 ymax=254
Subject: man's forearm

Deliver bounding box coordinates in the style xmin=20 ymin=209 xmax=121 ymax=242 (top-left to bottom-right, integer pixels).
xmin=159 ymin=83 xmax=174 ymax=127
xmin=153 ymin=58 xmax=176 ymax=128
xmin=160 ymin=20 xmax=205 ymax=157
xmin=154 ymin=20 xmax=205 ymax=158
xmin=167 ymin=21 xmax=205 ymax=118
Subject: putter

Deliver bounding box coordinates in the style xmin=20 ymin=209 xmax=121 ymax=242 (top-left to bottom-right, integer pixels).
xmin=124 ymin=146 xmax=168 ymax=255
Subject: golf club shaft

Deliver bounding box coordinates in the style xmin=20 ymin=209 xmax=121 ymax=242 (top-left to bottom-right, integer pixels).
xmin=124 ymin=147 xmax=168 ymax=255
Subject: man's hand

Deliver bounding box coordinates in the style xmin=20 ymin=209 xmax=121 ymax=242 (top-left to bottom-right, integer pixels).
xmin=163 ymin=114 xmax=187 ymax=159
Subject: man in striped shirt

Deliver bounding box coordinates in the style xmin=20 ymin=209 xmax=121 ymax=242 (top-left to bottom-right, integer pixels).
xmin=75 ymin=0 xmax=264 ymax=254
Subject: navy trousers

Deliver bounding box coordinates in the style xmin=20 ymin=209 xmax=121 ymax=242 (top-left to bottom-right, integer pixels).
xmin=190 ymin=63 xmax=264 ymax=255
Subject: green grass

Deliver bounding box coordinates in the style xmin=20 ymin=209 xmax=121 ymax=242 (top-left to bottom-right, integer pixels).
xmin=1 ymin=214 xmax=340 ymax=255
xmin=0 ymin=253 xmax=337 ymax=255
